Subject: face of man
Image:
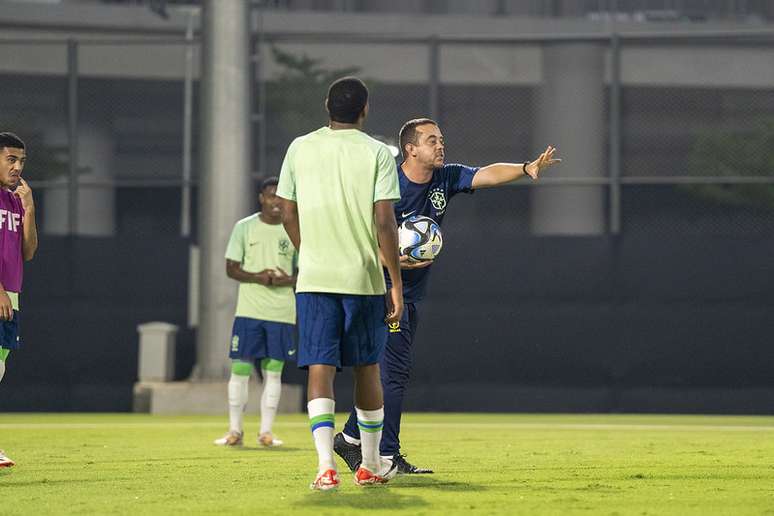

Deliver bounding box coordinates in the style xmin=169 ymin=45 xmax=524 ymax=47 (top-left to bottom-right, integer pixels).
xmin=0 ymin=147 xmax=25 ymax=189
xmin=407 ymin=123 xmax=445 ymax=169
xmin=259 ymin=185 xmax=281 ymax=218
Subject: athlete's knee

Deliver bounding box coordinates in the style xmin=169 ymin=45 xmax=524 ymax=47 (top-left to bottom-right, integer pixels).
xmin=0 ymin=348 xmax=9 ymax=383
xmin=260 ymin=358 xmax=284 ymax=374
xmin=231 ymin=360 xmax=253 ymax=377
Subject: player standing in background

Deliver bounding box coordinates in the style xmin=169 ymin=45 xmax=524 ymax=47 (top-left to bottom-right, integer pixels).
xmin=214 ymin=177 xmax=297 ymax=449
xmin=277 ymin=77 xmax=403 ymax=490
xmin=335 ymin=118 xmax=560 ymax=474
xmin=0 ymin=132 xmax=39 ymax=468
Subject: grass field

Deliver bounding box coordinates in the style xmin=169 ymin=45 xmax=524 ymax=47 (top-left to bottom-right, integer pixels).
xmin=2 ymin=413 xmax=774 ymax=515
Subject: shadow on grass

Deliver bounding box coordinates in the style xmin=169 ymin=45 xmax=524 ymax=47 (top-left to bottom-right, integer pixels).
xmin=297 ymin=487 xmax=429 ymax=511
xmin=390 ymin=475 xmax=488 ymax=492
xmin=1 ymin=476 xmax=136 ymax=487
xmin=228 ymin=446 xmax=303 ymax=453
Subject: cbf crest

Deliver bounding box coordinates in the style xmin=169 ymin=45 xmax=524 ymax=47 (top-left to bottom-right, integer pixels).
xmin=428 ymin=187 xmax=447 ymax=214
xmin=278 ymin=238 xmax=291 ymax=257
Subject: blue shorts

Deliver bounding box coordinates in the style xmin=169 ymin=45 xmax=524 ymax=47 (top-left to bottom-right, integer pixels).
xmin=0 ymin=311 xmax=20 ymax=351
xmin=296 ymin=292 xmax=387 ymax=369
xmin=229 ymin=317 xmax=296 ymax=362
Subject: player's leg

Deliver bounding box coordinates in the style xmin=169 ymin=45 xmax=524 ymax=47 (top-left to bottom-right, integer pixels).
xmin=257 ymin=321 xmax=295 ymax=446
xmin=380 ymin=304 xmax=432 ymax=473
xmin=258 ymin=357 xmax=284 ymax=446
xmin=215 ymin=317 xmax=258 ymax=446
xmin=379 ymin=314 xmax=412 ymax=458
xmin=0 ymin=347 xmax=8 ymax=383
xmin=335 ymin=304 xmax=414 ymax=472
xmin=0 ymin=349 xmax=14 ymax=467
xmin=307 ymin=364 xmax=337 ymax=482
xmin=0 ymin=330 xmax=17 ymax=467
xmin=213 ymin=360 xmax=251 ymax=446
xmin=297 ymin=293 xmax=341 ymax=490
xmin=342 ymin=294 xmax=396 ymax=485
xmin=353 ymin=362 xmax=387 ymax=482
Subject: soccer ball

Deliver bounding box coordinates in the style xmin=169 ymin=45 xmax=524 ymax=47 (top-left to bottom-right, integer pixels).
xmin=398 ymin=215 xmax=443 ymax=262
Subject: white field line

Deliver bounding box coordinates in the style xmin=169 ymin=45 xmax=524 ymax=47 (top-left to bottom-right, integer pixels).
xmin=1 ymin=421 xmax=774 ymax=432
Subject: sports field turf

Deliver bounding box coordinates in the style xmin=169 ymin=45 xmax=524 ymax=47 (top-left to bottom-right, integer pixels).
xmin=1 ymin=413 xmax=773 ymax=515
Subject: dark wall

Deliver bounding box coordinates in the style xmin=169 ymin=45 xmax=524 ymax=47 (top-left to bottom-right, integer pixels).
xmin=0 ymin=237 xmax=192 ymax=411
xmin=2 ymin=185 xmax=774 ymax=413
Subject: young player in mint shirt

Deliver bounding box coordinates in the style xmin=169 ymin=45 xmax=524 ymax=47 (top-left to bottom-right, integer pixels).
xmin=213 ymin=177 xmax=297 ymax=449
xmin=277 ymin=77 xmax=403 ymax=490
xmin=0 ymin=132 xmax=39 ymax=469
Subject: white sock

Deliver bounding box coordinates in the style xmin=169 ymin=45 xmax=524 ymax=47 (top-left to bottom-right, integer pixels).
xmin=342 ymin=432 xmax=361 ymax=446
xmin=308 ymin=398 xmax=336 ymax=473
xmin=260 ymin=370 xmax=282 ymax=435
xmin=356 ymin=406 xmax=384 ymax=473
xmin=228 ymin=373 xmax=249 ymax=434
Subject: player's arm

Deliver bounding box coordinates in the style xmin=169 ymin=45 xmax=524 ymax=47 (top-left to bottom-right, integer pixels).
xmin=226 ymin=260 xmax=273 ymax=286
xmin=375 ymin=200 xmax=403 ymax=324
xmin=15 ymin=179 xmax=37 ymax=261
xmin=279 ymin=198 xmax=300 ymax=250
xmin=471 ymin=145 xmax=560 ymax=189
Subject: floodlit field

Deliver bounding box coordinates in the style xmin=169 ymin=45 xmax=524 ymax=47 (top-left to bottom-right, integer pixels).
xmin=1 ymin=413 xmax=773 ymax=515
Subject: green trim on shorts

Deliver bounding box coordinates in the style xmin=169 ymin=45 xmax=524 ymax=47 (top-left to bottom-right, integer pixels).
xmin=0 ymin=348 xmax=10 ymax=361
xmin=231 ymin=360 xmax=253 ymax=377
xmin=260 ymin=358 xmax=284 ymax=373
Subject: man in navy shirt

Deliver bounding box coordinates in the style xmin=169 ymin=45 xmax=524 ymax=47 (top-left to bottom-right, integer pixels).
xmin=336 ymin=118 xmax=560 ymax=474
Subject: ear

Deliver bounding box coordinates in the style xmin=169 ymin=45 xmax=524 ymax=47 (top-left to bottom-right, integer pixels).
xmin=361 ymin=103 xmax=369 ymax=120
xmin=324 ymin=97 xmax=330 ymax=115
xmin=258 ymin=191 xmax=265 ymax=205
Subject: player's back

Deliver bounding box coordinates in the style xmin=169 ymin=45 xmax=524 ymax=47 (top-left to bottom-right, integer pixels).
xmin=279 ymin=126 xmax=395 ymax=296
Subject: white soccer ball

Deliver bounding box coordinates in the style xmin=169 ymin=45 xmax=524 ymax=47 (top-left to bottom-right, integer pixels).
xmin=398 ymin=215 xmax=443 ymax=262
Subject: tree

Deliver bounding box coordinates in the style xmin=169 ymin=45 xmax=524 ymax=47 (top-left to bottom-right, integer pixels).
xmin=685 ymin=119 xmax=774 ymax=209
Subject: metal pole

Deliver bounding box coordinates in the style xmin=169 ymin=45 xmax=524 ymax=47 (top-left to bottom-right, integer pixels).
xmin=180 ymin=9 xmax=196 ymax=238
xmin=609 ymin=32 xmax=622 ymax=235
xmin=256 ymin=10 xmax=267 ymax=179
xmin=67 ymin=39 xmax=79 ymax=236
xmin=428 ymin=35 xmax=440 ymax=122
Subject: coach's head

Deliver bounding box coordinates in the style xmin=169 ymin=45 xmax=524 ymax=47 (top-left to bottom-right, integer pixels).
xmin=326 ymin=76 xmax=369 ymax=128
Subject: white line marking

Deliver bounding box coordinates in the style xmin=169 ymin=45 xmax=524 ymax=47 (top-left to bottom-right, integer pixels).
xmin=1 ymin=421 xmax=773 ymax=431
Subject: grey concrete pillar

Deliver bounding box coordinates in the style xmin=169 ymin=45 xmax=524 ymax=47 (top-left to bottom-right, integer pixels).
xmin=195 ymin=0 xmax=252 ymax=379
xmin=530 ymin=43 xmax=606 ymax=235
xmin=43 ymin=115 xmax=116 ymax=236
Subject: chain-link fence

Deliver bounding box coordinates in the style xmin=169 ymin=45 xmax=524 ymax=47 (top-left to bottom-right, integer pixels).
xmin=2 ymin=28 xmax=773 ymax=239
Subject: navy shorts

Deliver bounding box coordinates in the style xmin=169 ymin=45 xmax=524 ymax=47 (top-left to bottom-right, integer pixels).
xmin=296 ymin=292 xmax=387 ymax=369
xmin=229 ymin=317 xmax=296 ymax=362
xmin=0 ymin=311 xmax=20 ymax=351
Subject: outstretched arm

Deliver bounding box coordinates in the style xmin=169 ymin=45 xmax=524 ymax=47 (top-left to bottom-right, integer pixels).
xmin=471 ymin=145 xmax=560 ymax=189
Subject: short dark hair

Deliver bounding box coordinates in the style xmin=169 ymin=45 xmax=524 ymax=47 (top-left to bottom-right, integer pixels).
xmin=326 ymin=77 xmax=368 ymax=124
xmin=399 ymin=118 xmax=437 ymax=157
xmin=260 ymin=176 xmax=279 ymax=192
xmin=0 ymin=132 xmax=25 ymax=151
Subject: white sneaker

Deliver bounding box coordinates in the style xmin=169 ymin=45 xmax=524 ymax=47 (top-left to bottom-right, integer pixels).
xmin=0 ymin=450 xmax=15 ymax=468
xmin=258 ymin=432 xmax=283 ymax=447
xmin=213 ymin=431 xmax=243 ymax=446
xmin=353 ymin=457 xmax=397 ymax=485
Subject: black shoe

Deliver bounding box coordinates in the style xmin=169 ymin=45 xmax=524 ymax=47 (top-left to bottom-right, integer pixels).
xmin=392 ymin=453 xmax=433 ymax=474
xmin=333 ymin=432 xmax=362 ymax=472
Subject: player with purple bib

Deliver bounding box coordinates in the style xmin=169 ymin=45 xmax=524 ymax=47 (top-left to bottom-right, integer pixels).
xmin=0 ymin=132 xmax=39 ymax=468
